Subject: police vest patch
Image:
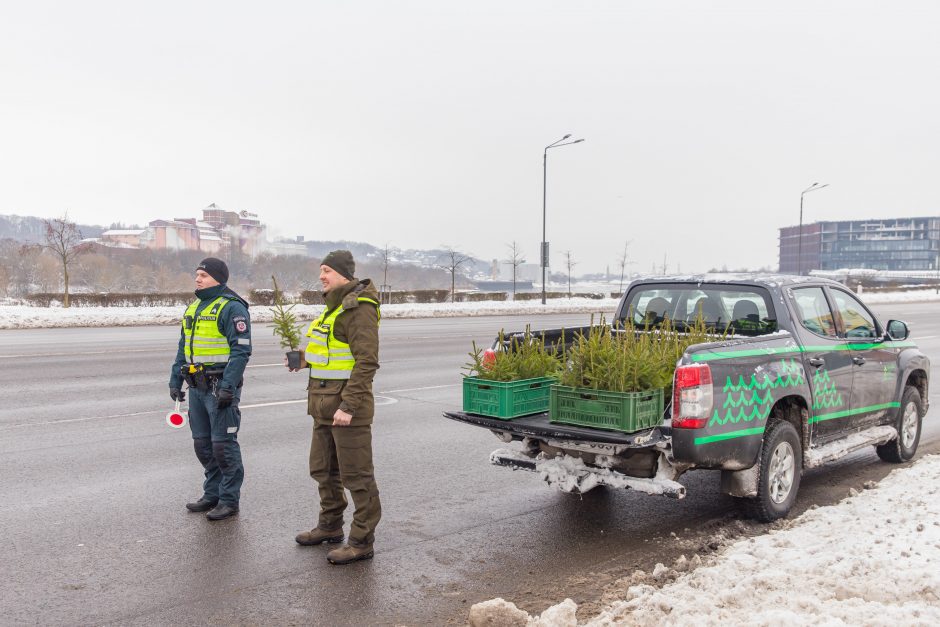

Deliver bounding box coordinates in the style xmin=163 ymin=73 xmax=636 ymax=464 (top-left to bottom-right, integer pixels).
xmin=235 ymin=320 xmax=248 ymax=333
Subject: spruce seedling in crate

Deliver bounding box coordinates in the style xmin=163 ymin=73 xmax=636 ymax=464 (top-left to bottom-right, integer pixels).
xmin=461 ymin=327 xmax=561 ymax=419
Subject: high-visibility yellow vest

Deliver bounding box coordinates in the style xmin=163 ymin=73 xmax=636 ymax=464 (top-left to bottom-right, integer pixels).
xmin=183 ymin=296 xmax=232 ymax=364
xmin=305 ymin=297 xmax=380 ymax=379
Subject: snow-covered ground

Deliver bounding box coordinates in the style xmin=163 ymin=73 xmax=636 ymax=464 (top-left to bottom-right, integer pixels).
xmin=0 ymin=289 xmax=937 ymax=330
xmin=0 ymin=298 xmax=619 ymax=329
xmin=470 ymin=453 xmax=940 ymax=626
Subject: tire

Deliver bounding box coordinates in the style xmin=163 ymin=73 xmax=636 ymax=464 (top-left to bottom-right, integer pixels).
xmin=876 ymin=386 xmax=923 ymax=463
xmin=742 ymin=420 xmax=802 ymax=522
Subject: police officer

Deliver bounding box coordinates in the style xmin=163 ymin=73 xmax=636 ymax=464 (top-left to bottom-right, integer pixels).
xmin=169 ymin=258 xmax=251 ymax=521
xmin=291 ymin=250 xmax=382 ymax=564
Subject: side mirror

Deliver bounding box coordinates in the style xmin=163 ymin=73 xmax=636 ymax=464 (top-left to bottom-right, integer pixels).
xmin=885 ymin=320 xmax=909 ymax=341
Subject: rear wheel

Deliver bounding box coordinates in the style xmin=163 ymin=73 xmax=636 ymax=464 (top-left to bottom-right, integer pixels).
xmin=876 ymin=386 xmax=923 ymax=463
xmin=742 ymin=420 xmax=802 ymax=522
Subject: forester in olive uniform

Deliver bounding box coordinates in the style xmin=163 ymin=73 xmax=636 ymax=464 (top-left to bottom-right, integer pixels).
xmin=292 ymin=250 xmax=382 ymax=565
xmin=169 ymin=258 xmax=251 ymax=521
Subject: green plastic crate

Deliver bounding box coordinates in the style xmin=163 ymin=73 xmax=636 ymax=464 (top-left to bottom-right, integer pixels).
xmin=549 ymin=385 xmax=665 ymax=433
xmin=462 ymin=376 xmax=555 ymax=419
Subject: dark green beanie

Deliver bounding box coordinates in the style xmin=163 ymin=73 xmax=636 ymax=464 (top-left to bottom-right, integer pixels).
xmin=322 ymin=250 xmax=356 ymax=280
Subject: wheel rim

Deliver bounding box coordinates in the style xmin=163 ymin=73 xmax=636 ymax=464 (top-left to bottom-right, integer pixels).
xmin=769 ymin=441 xmax=795 ymax=504
xmin=901 ymin=401 xmax=919 ymax=449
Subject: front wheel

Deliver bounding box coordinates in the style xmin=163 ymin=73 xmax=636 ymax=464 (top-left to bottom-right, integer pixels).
xmin=741 ymin=420 xmax=802 ymax=522
xmin=876 ymin=386 xmax=923 ymax=463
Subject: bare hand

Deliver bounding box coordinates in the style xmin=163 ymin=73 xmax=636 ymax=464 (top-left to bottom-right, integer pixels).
xmin=332 ymin=408 xmax=353 ymax=426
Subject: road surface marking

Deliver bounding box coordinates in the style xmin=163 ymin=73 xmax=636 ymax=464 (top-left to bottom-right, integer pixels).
xmin=381 ymin=383 xmax=459 ymax=394
xmin=3 ymin=395 xmax=403 ymax=429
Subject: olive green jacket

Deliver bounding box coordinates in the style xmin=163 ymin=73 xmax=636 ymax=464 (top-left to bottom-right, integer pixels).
xmin=308 ymin=279 xmax=380 ymax=425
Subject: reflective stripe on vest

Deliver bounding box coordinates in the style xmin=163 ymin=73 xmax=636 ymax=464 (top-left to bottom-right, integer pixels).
xmin=305 ymin=297 xmax=380 ymax=379
xmin=183 ymin=296 xmax=232 ymax=364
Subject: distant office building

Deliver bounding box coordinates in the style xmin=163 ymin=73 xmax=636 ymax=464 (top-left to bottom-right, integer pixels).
xmin=96 ymin=204 xmax=269 ymax=257
xmin=779 ymin=216 xmax=940 ymax=273
xmin=267 ymin=237 xmax=308 ymax=256
xmin=201 ymin=203 xmax=266 ymax=256
xmin=99 ymin=229 xmax=146 ymax=248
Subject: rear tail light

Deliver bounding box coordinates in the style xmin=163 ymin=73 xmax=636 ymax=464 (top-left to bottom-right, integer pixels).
xmin=673 ymin=363 xmax=713 ymax=429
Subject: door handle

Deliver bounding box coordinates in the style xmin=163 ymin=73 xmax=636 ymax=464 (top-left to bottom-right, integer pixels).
xmin=852 ymin=356 xmax=866 ymax=365
xmin=808 ymin=357 xmax=824 ymax=368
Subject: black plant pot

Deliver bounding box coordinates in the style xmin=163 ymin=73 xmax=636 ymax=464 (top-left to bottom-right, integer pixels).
xmin=286 ymin=350 xmax=303 ymax=369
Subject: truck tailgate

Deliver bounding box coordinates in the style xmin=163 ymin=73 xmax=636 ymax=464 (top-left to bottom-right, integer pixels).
xmin=442 ymin=410 xmax=670 ymax=449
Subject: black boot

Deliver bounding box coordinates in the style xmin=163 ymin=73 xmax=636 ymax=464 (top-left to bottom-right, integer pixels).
xmin=185 ymin=498 xmax=218 ymax=513
xmin=206 ymin=503 xmax=239 ymax=521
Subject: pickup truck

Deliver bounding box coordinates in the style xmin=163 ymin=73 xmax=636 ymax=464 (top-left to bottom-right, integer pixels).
xmin=443 ymin=275 xmax=930 ymax=521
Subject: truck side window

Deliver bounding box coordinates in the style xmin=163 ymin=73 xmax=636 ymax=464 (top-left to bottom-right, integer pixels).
xmin=792 ymin=287 xmax=838 ymax=338
xmin=830 ymin=289 xmax=879 ymax=339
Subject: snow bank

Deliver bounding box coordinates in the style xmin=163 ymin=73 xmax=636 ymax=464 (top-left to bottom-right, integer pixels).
xmin=469 ymin=598 xmax=578 ymax=627
xmin=471 ymin=454 xmax=940 ymax=626
xmin=0 ymin=298 xmax=618 ymax=330
xmin=0 ymin=288 xmax=934 ymax=330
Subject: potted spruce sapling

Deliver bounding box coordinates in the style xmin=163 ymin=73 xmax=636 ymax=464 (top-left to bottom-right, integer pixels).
xmin=552 ymin=314 xmax=714 ymax=433
xmin=270 ymin=275 xmax=304 ymax=369
xmin=462 ymin=326 xmax=561 ymax=420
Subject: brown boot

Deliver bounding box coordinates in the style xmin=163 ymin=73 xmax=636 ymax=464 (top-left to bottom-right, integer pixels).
xmin=326 ymin=541 xmax=374 ymax=565
xmin=295 ymin=527 xmax=344 ymax=546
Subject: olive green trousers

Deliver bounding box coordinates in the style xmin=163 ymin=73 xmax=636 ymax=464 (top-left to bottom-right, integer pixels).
xmin=309 ymin=423 xmax=381 ymax=545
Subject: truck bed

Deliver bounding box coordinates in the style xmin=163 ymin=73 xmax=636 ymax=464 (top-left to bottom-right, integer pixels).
xmin=442 ymin=410 xmax=670 ymax=449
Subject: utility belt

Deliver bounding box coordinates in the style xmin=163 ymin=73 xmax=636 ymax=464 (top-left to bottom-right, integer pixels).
xmin=181 ymin=363 xmax=226 ymax=392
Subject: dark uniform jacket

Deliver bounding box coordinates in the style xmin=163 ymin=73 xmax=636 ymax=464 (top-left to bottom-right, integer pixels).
xmin=169 ymin=284 xmax=252 ymax=393
xmin=308 ymin=279 xmax=380 ymax=425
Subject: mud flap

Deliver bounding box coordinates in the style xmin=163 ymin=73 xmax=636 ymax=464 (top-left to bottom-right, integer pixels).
xmin=720 ymin=462 xmax=760 ymax=498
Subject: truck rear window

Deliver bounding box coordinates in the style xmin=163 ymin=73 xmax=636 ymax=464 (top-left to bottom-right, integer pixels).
xmin=619 ymin=284 xmax=778 ymax=336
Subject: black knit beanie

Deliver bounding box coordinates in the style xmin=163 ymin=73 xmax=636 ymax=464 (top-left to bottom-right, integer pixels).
xmin=321 ymin=250 xmax=356 ymax=280
xmin=197 ymin=257 xmax=229 ymax=284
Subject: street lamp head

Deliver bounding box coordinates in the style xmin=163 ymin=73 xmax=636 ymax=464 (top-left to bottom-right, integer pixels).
xmin=802 ymin=182 xmax=829 ymax=195
xmin=562 ymin=134 xmax=571 ymax=140
xmin=573 ymin=138 xmax=584 ymax=143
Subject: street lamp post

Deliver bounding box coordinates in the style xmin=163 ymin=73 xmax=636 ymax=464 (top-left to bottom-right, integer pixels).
xmin=542 ymin=134 xmax=584 ymax=304
xmin=797 ymin=182 xmax=829 ymax=276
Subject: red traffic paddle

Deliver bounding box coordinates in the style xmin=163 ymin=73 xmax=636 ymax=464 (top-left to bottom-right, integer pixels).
xmin=166 ymin=400 xmax=188 ymax=429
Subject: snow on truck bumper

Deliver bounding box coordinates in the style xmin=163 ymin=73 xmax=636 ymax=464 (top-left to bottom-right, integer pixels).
xmin=490 ymin=448 xmax=686 ymax=498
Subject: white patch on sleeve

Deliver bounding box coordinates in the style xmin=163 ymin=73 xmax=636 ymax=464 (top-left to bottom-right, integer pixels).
xmin=237 ymin=338 xmax=251 ymax=345
xmin=227 ymin=426 xmax=238 ymax=434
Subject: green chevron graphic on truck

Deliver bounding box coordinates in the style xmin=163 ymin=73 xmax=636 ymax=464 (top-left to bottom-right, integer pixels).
xmin=709 ymin=360 xmax=805 ymax=427
xmin=721 ymin=359 xmax=804 ymax=393
xmin=811 ymin=369 xmax=844 ymax=410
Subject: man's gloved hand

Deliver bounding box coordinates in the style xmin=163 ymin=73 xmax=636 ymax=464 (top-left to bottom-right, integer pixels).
xmin=170 ymin=387 xmax=186 ymax=402
xmin=216 ymin=387 xmax=234 ymax=409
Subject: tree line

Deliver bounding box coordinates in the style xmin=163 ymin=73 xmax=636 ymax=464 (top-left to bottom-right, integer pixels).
xmin=0 ymin=218 xmax=473 ymax=305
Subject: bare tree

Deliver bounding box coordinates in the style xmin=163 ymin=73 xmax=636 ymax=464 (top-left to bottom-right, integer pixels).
xmin=501 ymin=241 xmax=526 ymax=298
xmin=563 ymin=250 xmax=578 ymax=298
xmin=436 ymin=247 xmax=473 ymax=302
xmin=76 ymin=252 xmax=112 ymax=291
xmin=0 ymin=260 xmax=9 ymax=298
xmin=379 ymin=243 xmax=393 ymax=304
xmin=16 ymin=245 xmax=62 ymax=294
xmin=617 ymin=240 xmax=634 ymax=293
xmin=43 ymin=214 xmax=86 ymax=307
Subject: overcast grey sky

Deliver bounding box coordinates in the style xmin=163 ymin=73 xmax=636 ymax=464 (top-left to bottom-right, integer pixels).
xmin=1 ymin=1 xmax=938 ymax=274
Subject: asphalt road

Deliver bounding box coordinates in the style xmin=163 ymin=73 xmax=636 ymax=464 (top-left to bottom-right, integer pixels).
xmin=1 ymin=303 xmax=937 ymax=626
